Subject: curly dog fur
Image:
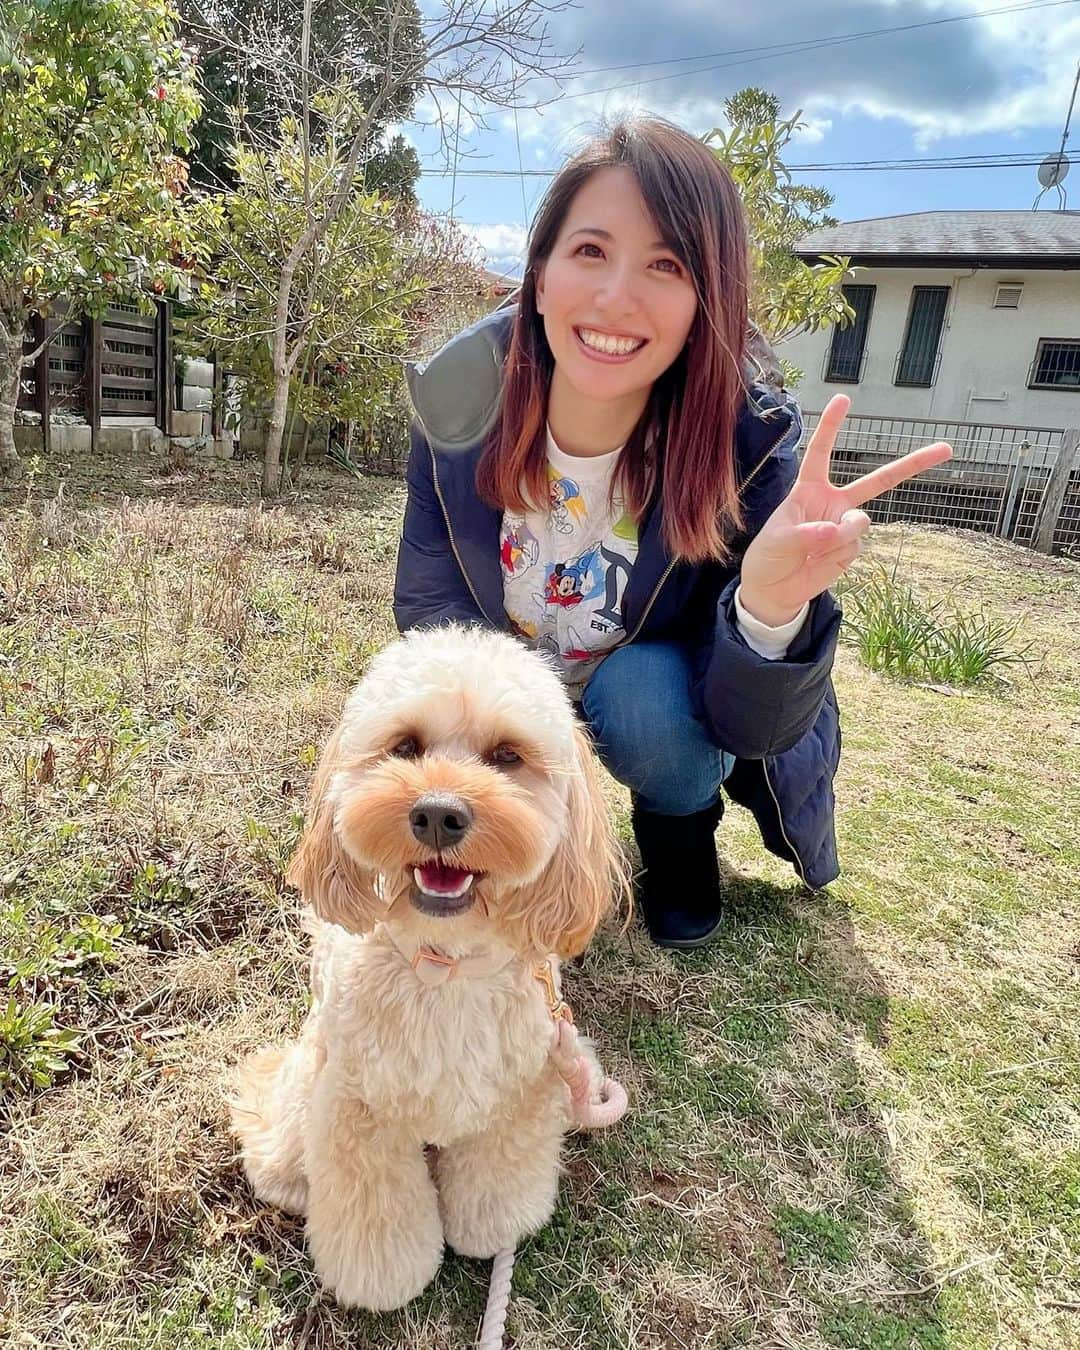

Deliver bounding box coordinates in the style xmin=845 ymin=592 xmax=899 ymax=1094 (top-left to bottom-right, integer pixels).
xmin=230 ymin=626 xmax=626 ymax=1310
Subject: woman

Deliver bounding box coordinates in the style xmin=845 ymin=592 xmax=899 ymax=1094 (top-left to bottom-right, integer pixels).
xmin=393 ymin=117 xmax=949 ymax=948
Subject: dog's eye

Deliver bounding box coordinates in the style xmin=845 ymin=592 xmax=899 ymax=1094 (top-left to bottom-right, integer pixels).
xmin=390 ymin=735 xmax=421 ymax=758
xmin=489 ymin=743 xmax=521 ymax=766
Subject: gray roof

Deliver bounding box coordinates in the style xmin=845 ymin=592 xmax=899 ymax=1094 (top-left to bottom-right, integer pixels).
xmin=793 ymin=211 xmax=1080 ymax=266
xmin=481 ymin=266 xmax=519 ymax=291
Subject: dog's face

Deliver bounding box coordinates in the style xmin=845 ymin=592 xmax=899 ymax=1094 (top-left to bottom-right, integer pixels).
xmin=287 ymin=627 xmax=625 ymax=957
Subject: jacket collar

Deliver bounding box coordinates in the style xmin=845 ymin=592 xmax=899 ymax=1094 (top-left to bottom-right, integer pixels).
xmin=420 ymin=305 xmax=797 ymax=625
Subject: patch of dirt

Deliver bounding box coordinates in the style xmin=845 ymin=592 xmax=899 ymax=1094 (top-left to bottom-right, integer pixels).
xmin=709 ymin=1183 xmax=786 ymax=1288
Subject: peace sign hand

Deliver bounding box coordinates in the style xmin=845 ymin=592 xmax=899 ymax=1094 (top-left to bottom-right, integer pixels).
xmin=739 ymin=395 xmax=953 ymax=629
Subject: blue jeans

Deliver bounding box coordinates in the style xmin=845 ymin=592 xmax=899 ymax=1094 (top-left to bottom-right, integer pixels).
xmin=580 ymin=643 xmax=735 ymax=815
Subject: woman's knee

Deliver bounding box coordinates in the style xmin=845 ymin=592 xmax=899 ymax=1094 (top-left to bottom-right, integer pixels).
xmin=581 ymin=644 xmax=730 ymax=813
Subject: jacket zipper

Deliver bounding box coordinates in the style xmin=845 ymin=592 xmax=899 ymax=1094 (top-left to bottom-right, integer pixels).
xmin=741 ymin=412 xmax=811 ymax=885
xmin=619 ymin=558 xmax=678 ymax=647
xmin=613 ymin=419 xmax=811 ymax=882
xmin=426 ymin=443 xmax=499 ymax=629
xmin=620 ymin=405 xmax=795 ymax=648
xmin=762 ymin=759 xmax=809 ymax=886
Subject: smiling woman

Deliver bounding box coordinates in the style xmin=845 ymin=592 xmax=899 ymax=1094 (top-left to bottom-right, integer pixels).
xmin=535 ymin=180 xmax=700 ymax=455
xmin=395 ymin=115 xmax=951 ymax=948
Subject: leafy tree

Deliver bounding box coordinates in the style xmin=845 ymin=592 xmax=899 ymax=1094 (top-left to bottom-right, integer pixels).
xmin=706 ymin=88 xmax=852 ymax=386
xmin=0 ymin=0 xmax=207 ymax=476
xmin=182 ymin=91 xmax=483 ymax=477
xmin=190 ymin=0 xmax=573 ymax=495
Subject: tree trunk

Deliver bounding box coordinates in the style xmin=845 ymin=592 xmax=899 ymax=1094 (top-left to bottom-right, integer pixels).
xmin=296 ymin=419 xmax=312 ymax=471
xmin=262 ymin=367 xmax=290 ymax=496
xmin=0 ymin=318 xmax=27 ymax=478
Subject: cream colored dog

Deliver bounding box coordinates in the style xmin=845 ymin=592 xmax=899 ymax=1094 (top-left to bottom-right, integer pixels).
xmin=231 ymin=626 xmax=626 ymax=1311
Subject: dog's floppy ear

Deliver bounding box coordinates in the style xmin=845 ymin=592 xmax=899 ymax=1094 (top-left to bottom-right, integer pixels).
xmin=519 ymin=723 xmax=629 ymax=958
xmin=285 ymin=724 xmax=382 ymax=934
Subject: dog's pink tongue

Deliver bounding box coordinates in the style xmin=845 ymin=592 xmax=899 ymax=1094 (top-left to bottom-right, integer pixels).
xmin=418 ymin=862 xmax=471 ymax=894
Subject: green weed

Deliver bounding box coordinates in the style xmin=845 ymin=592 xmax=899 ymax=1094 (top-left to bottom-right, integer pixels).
xmin=839 ymin=563 xmax=1032 ymax=684
xmin=0 ymin=996 xmax=80 ymax=1093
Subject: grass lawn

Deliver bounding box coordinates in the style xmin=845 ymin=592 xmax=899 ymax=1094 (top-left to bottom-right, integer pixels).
xmin=1 ymin=445 xmax=1077 ymax=1349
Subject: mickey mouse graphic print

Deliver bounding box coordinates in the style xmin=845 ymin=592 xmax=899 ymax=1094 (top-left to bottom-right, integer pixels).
xmin=501 ymin=428 xmax=639 ymax=697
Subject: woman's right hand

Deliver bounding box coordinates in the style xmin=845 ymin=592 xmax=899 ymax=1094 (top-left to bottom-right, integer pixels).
xmin=738 ymin=395 xmax=952 ymax=628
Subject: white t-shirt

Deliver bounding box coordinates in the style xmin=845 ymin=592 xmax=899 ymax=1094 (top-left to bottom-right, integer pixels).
xmin=499 ymin=425 xmax=807 ymax=697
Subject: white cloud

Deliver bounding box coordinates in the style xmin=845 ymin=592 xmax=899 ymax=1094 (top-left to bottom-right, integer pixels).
xmin=483 ymin=3 xmax=1077 ymax=149
xmin=460 ymin=222 xmax=529 ymax=272
xmin=790 ymin=114 xmax=833 ymax=147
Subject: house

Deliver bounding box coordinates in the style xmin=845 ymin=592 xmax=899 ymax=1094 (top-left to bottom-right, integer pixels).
xmin=481 ymin=267 xmax=519 ymax=305
xmin=782 ymin=211 xmax=1080 ymax=428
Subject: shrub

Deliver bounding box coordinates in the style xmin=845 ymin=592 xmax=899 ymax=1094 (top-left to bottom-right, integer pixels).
xmin=838 ymin=566 xmax=1032 ymax=685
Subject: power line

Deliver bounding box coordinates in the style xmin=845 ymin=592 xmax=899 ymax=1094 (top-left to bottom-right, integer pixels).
xmin=417 ymin=152 xmax=1069 ymax=179
xmin=549 ymin=0 xmax=1079 ymax=102
xmin=563 ymin=0 xmax=1078 ymax=80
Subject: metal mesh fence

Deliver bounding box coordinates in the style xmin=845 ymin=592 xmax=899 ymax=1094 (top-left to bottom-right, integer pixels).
xmin=346 ymin=402 xmax=1080 ymax=558
xmin=800 ymin=411 xmax=1080 ymax=557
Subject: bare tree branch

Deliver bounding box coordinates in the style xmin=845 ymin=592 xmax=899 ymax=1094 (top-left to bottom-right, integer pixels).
xmin=189 ymin=0 xmax=574 ymax=494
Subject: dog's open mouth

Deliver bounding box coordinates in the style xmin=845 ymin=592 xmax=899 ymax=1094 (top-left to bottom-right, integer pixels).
xmin=410 ymin=862 xmax=479 ymax=916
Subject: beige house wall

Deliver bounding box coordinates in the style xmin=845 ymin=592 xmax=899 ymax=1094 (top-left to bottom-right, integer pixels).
xmin=782 ymin=265 xmax=1080 ymax=427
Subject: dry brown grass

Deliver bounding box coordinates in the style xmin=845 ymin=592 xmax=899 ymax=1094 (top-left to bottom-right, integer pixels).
xmin=1 ymin=449 xmax=1077 ymax=1349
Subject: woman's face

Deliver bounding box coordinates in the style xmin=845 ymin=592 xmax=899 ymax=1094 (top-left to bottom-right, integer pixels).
xmin=535 ymin=166 xmax=699 ymax=412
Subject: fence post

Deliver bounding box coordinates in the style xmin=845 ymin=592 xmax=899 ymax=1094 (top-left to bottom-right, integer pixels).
xmin=997 ymin=439 xmax=1028 ymax=539
xmin=1033 ymin=427 xmax=1080 ymax=554
xmin=86 ymin=315 xmax=102 ymax=456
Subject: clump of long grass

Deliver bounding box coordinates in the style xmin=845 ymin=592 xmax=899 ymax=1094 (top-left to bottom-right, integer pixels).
xmin=838 ymin=563 xmax=1032 ymax=685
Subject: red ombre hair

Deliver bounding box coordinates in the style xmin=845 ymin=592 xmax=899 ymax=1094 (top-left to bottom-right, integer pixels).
xmin=476 ymin=117 xmax=750 ymax=564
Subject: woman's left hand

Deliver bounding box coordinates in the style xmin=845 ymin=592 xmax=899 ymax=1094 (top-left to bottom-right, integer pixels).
xmin=739 ymin=394 xmax=953 ymax=628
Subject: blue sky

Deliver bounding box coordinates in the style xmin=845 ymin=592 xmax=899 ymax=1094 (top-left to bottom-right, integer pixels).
xmin=401 ymin=0 xmax=1080 ymax=276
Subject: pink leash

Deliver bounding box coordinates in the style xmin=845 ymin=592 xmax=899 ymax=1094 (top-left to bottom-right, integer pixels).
xmin=476 ymin=1023 xmax=627 ymax=1347
xmin=549 ymin=1018 xmax=629 ymax=1128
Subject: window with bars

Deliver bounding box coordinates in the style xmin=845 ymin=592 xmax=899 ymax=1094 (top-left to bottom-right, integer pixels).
xmin=1029 ymin=339 xmax=1080 ymax=390
xmin=824 ymin=284 xmax=875 ymax=383
xmin=895 ymin=286 xmax=950 ymax=387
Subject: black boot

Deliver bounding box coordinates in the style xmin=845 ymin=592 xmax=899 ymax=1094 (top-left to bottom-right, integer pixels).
xmin=632 ymin=798 xmax=726 ymax=948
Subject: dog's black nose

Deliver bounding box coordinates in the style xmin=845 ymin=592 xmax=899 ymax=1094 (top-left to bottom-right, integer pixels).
xmin=409 ymin=794 xmax=473 ymax=850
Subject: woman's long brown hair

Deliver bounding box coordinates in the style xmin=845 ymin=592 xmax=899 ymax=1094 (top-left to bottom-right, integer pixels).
xmin=476 ymin=116 xmax=750 ymax=564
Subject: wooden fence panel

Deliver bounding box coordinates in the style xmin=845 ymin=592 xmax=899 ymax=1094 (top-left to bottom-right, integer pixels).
xmin=17 ymin=300 xmax=86 ymax=413
xmin=100 ymin=302 xmax=157 ymax=415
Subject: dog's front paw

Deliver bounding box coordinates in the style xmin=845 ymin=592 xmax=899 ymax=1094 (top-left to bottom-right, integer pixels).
xmin=440 ymin=1174 xmax=558 ymax=1259
xmin=308 ymin=1204 xmax=444 ymax=1311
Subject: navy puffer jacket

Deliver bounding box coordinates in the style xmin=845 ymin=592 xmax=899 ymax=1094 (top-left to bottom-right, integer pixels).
xmin=393 ymin=308 xmax=842 ymax=888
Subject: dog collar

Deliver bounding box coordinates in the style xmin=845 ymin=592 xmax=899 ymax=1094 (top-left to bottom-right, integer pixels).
xmin=381 ymin=925 xmax=519 ymax=988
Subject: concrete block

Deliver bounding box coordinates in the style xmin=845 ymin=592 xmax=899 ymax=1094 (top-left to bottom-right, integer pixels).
xmin=137 ymin=427 xmax=169 ymax=454
xmin=14 ymin=426 xmax=42 ymax=452
xmin=99 ymin=426 xmax=166 ymax=454
xmin=238 ymin=425 xmax=307 ymax=456
xmin=170 ymin=410 xmax=204 ymax=437
xmin=181 ymin=359 xmax=214 ymax=389
xmin=170 ymin=435 xmax=212 ymax=456
xmin=97 ymin=426 xmax=137 ymax=453
xmin=181 ymin=383 xmax=212 ymax=413
xmin=53 ymin=424 xmax=93 ymax=453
